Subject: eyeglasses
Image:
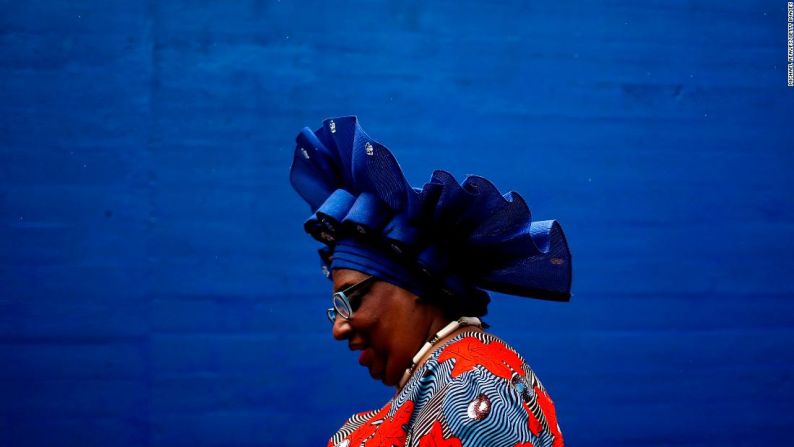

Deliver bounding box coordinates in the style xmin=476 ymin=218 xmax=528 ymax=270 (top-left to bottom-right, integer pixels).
xmin=327 ymin=275 xmax=377 ymax=324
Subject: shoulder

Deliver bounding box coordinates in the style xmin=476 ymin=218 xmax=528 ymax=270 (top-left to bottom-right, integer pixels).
xmin=435 ymin=332 xmax=527 ymax=381
xmin=409 ymin=332 xmax=564 ymax=447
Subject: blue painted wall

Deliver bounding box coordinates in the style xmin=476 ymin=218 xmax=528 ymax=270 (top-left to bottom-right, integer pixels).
xmin=1 ymin=1 xmax=792 ymax=446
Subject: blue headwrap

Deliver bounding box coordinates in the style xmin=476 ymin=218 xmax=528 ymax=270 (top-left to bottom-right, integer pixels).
xmin=289 ymin=116 xmax=572 ymax=307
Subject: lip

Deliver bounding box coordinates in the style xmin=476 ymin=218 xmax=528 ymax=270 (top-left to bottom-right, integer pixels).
xmin=350 ymin=345 xmax=384 ymax=381
xmin=357 ymin=348 xmax=383 ymax=380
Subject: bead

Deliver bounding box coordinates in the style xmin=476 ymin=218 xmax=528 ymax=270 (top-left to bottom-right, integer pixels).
xmin=511 ymin=374 xmax=531 ymax=401
xmin=300 ymin=147 xmax=310 ymax=159
xmin=365 ymin=142 xmax=374 ymax=156
xmin=512 ymin=375 xmax=525 ymax=393
xmin=329 ymin=120 xmax=336 ymax=133
xmin=510 ymin=373 xmax=535 ymax=403
xmin=467 ymin=394 xmax=491 ymax=420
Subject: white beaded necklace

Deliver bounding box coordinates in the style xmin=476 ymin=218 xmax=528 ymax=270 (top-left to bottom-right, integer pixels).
xmin=397 ymin=316 xmax=482 ymax=390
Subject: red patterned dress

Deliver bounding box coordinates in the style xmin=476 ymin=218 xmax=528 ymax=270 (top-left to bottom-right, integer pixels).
xmin=328 ymin=332 xmax=564 ymax=447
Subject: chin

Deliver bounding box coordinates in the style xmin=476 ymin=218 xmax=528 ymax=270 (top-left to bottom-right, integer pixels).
xmin=379 ymin=363 xmax=403 ymax=387
xmin=367 ymin=361 xmax=398 ymax=387
xmin=380 ymin=374 xmax=398 ymax=387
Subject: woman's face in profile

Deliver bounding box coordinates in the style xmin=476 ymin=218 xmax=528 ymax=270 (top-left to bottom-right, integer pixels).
xmin=331 ymin=268 xmax=433 ymax=386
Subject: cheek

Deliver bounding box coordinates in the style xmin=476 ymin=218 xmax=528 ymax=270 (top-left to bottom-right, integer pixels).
xmin=349 ymin=308 xmax=381 ymax=342
xmin=352 ymin=289 xmax=407 ymax=350
xmin=356 ymin=316 xmax=393 ymax=355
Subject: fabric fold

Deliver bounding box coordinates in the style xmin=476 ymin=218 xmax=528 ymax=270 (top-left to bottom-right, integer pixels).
xmin=289 ymin=116 xmax=573 ymax=303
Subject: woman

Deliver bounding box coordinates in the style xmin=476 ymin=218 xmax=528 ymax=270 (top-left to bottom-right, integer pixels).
xmin=290 ymin=117 xmax=572 ymax=447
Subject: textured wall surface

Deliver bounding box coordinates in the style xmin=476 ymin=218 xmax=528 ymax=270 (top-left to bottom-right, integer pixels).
xmin=1 ymin=1 xmax=792 ymax=446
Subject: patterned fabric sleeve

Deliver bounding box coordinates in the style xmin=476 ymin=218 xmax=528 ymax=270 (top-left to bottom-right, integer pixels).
xmin=407 ymin=336 xmax=564 ymax=447
xmin=327 ymin=333 xmax=563 ymax=447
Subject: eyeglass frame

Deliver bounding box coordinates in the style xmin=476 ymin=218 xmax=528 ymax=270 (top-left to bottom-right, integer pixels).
xmin=327 ymin=275 xmax=377 ymax=323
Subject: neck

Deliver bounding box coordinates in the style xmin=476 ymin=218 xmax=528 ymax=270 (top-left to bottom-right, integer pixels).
xmin=397 ymin=316 xmax=482 ymax=390
xmin=423 ymin=316 xmax=453 ymax=346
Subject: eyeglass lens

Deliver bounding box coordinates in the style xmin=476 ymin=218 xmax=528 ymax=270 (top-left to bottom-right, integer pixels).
xmin=333 ymin=293 xmax=352 ymax=319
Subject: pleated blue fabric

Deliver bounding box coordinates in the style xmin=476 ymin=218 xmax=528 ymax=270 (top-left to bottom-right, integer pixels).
xmin=289 ymin=116 xmax=572 ymax=303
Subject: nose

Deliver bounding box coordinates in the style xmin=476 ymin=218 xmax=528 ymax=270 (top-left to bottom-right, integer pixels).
xmin=332 ymin=316 xmax=352 ymax=340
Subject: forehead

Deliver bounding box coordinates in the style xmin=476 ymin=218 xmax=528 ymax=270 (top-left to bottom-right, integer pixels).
xmin=331 ymin=268 xmax=369 ymax=289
